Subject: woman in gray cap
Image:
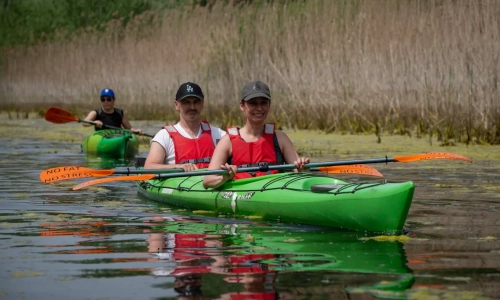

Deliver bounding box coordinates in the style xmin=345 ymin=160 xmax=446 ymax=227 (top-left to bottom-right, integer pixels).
xmin=203 ymin=81 xmax=309 ymax=189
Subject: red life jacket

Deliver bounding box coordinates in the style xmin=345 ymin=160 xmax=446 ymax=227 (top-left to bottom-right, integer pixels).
xmin=227 ymin=123 xmax=279 ymax=179
xmin=163 ymin=121 xmax=214 ymax=168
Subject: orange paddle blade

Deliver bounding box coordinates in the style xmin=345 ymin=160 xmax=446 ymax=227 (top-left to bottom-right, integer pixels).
xmin=40 ymin=166 xmax=115 ymax=183
xmin=73 ymin=174 xmax=156 ymax=190
xmin=394 ymin=152 xmax=472 ymax=163
xmin=317 ymin=165 xmax=383 ymax=178
xmin=45 ymin=107 xmax=80 ymax=124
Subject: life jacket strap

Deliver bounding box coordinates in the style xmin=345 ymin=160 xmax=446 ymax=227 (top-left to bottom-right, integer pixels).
xmin=178 ymin=157 xmax=212 ymax=164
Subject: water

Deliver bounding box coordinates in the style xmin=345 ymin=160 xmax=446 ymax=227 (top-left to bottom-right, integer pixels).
xmin=0 ymin=116 xmax=499 ymax=300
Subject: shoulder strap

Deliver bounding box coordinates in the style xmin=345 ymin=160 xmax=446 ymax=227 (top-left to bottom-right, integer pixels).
xmin=227 ymin=126 xmax=239 ymax=137
xmin=264 ymin=123 xmax=275 ymax=134
xmin=200 ymin=120 xmax=211 ymax=131
xmin=163 ymin=124 xmax=177 ymax=133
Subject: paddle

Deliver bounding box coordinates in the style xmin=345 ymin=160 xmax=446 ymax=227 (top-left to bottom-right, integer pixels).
xmin=72 ymin=163 xmax=384 ymax=190
xmin=71 ymin=152 xmax=472 ymax=191
xmin=40 ymin=164 xmax=381 ymax=184
xmin=44 ymin=107 xmax=155 ymax=138
xmin=40 ymin=166 xmax=184 ymax=183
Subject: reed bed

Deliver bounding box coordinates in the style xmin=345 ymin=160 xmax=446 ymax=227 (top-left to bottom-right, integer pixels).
xmin=1 ymin=0 xmax=499 ymax=144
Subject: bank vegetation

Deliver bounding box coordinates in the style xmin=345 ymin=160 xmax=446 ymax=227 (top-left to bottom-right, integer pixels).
xmin=1 ymin=0 xmax=499 ymax=145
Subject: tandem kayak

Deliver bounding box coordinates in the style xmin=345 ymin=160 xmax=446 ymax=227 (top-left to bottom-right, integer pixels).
xmin=81 ymin=129 xmax=139 ymax=159
xmin=137 ymin=172 xmax=414 ymax=233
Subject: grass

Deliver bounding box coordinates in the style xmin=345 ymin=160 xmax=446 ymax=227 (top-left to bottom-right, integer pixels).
xmin=1 ymin=0 xmax=499 ymax=145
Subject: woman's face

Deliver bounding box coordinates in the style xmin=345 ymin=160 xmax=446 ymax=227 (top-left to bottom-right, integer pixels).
xmin=240 ymin=97 xmax=271 ymax=123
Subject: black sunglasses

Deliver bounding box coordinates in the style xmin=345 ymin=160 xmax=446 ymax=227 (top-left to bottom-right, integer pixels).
xmin=100 ymin=97 xmax=114 ymax=102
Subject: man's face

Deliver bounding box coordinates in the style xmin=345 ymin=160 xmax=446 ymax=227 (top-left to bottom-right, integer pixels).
xmin=175 ymin=97 xmax=204 ymax=121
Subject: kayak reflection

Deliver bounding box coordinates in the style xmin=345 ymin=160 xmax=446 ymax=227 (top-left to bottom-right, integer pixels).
xmin=146 ymin=216 xmax=414 ymax=299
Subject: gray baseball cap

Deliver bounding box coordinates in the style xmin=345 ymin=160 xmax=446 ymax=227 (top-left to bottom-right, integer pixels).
xmin=241 ymin=81 xmax=271 ymax=101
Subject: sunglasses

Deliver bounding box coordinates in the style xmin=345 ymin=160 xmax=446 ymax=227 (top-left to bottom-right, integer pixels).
xmin=100 ymin=97 xmax=114 ymax=102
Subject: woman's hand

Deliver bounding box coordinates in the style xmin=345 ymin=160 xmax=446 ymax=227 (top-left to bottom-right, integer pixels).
xmin=294 ymin=157 xmax=310 ymax=172
xmin=221 ymin=163 xmax=238 ymax=181
xmin=94 ymin=120 xmax=104 ymax=128
xmin=131 ymin=128 xmax=144 ymax=135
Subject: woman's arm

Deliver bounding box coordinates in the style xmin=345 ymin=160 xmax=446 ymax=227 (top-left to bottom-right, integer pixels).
xmin=82 ymin=111 xmax=98 ymax=127
xmin=202 ymin=135 xmax=237 ymax=189
xmin=122 ymin=113 xmax=143 ymax=134
xmin=276 ymin=131 xmax=310 ymax=171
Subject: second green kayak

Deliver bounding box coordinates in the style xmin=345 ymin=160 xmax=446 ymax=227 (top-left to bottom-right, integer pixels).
xmin=137 ymin=172 xmax=414 ymax=233
xmin=81 ymin=129 xmax=139 ymax=159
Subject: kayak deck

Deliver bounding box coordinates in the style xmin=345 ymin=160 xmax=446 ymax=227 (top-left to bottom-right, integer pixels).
xmin=137 ymin=172 xmax=414 ymax=233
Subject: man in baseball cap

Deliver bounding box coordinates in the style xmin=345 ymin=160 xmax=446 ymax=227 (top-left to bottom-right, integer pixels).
xmin=145 ymin=82 xmax=226 ymax=172
xmin=175 ymin=82 xmax=204 ymax=101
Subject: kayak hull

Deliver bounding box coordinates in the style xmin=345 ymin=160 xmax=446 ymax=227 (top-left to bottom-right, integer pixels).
xmin=81 ymin=129 xmax=139 ymax=159
xmin=137 ymin=172 xmax=414 ymax=233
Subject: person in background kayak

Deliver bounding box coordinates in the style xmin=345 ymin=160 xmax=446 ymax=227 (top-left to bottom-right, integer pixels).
xmin=144 ymin=82 xmax=227 ymax=172
xmin=203 ymin=80 xmax=309 ymax=189
xmin=82 ymin=88 xmax=144 ymax=134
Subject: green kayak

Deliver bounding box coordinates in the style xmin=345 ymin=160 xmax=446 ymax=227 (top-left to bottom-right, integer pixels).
xmin=137 ymin=172 xmax=414 ymax=233
xmin=81 ymin=129 xmax=139 ymax=159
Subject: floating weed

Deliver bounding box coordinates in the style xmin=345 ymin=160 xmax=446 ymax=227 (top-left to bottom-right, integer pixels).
xmin=244 ymin=215 xmax=263 ymax=219
xmin=442 ymin=277 xmax=471 ymax=282
xmin=192 ymin=210 xmax=216 ymax=215
xmin=432 ymin=226 xmax=446 ymax=230
xmin=359 ymin=235 xmax=411 ymax=242
xmin=58 ymin=277 xmax=75 ymax=281
xmin=251 ymin=246 xmax=267 ymax=251
xmin=12 ymin=272 xmax=44 ymax=278
xmin=86 ymin=187 xmax=110 ymax=193
xmin=22 ymin=212 xmax=37 ymax=218
xmin=243 ymin=235 xmax=254 ymax=242
xmin=56 ymin=181 xmax=78 ymax=188
xmin=434 ymin=183 xmax=460 ymax=188
xmin=410 ymin=220 xmax=438 ymax=226
xmin=100 ymin=201 xmax=125 ymax=208
xmin=469 ymin=236 xmax=497 ymax=242
xmin=350 ymin=287 xmax=405 ymax=298
xmin=408 ymin=288 xmax=490 ymax=300
xmin=284 ymin=238 xmax=302 ymax=243
xmin=75 ymin=217 xmax=95 ymax=221
xmin=15 ymin=194 xmax=28 ymax=199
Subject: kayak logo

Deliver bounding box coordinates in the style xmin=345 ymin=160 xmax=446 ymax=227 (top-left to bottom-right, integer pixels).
xmin=187 ymin=85 xmax=193 ymax=93
xmin=221 ymin=191 xmax=255 ymax=200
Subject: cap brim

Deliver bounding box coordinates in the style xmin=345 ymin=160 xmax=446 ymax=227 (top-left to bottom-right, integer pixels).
xmin=176 ymin=94 xmax=204 ymax=101
xmin=242 ymin=92 xmax=271 ymax=101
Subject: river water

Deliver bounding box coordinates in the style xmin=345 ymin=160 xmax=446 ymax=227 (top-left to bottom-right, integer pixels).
xmin=0 ymin=114 xmax=499 ymax=300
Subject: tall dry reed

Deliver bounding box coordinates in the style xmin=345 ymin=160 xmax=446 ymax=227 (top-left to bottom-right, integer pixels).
xmin=1 ymin=0 xmax=499 ymax=144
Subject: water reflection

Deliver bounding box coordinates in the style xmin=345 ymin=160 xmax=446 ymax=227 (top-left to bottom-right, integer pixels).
xmin=144 ymin=217 xmax=414 ymax=299
xmin=29 ymin=215 xmax=414 ymax=299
